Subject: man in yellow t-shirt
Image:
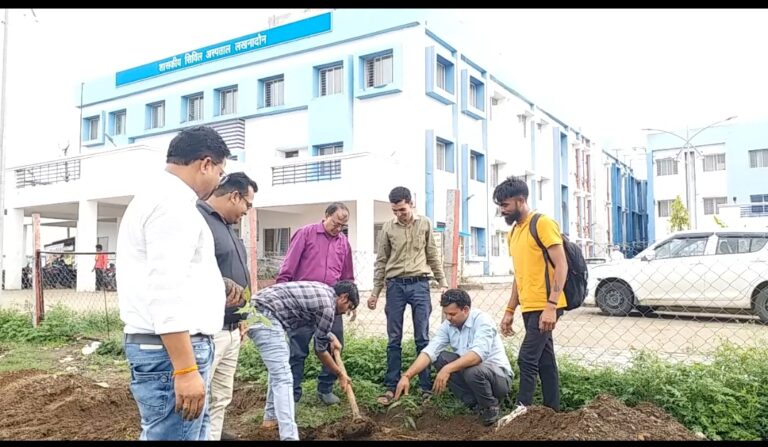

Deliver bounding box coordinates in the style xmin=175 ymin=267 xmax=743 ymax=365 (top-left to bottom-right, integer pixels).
xmin=493 ymin=176 xmax=568 ymax=414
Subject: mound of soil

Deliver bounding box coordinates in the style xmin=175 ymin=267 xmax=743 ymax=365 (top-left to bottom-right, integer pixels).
xmin=485 ymin=395 xmax=699 ymax=441
xmin=0 ymin=371 xmax=700 ymax=441
xmin=0 ymin=370 xmax=140 ymax=440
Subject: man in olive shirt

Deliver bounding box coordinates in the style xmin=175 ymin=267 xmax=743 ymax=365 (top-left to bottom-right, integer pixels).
xmin=368 ymin=186 xmax=447 ymax=406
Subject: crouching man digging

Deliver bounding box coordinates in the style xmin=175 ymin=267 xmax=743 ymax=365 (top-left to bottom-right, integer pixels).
xmin=393 ymin=289 xmax=513 ymax=426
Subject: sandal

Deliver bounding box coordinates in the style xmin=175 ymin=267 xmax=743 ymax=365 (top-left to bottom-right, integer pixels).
xmin=377 ymin=390 xmax=395 ymax=406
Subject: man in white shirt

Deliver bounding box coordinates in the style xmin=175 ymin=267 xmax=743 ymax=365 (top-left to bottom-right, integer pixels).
xmin=117 ymin=125 xmax=231 ymax=441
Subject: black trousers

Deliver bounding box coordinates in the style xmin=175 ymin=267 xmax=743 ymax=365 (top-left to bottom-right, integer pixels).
xmin=433 ymin=351 xmax=511 ymax=410
xmin=516 ymin=309 xmax=563 ymax=410
xmin=288 ymin=314 xmax=344 ymax=402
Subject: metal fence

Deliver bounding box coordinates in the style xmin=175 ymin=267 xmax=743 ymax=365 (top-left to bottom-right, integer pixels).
xmin=5 ymin=239 xmax=766 ymax=369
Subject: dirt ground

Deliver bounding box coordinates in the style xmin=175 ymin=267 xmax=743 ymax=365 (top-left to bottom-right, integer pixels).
xmin=0 ymin=368 xmax=700 ymax=441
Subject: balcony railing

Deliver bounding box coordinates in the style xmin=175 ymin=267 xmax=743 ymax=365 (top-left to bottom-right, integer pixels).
xmin=741 ymin=204 xmax=768 ymax=218
xmin=272 ymin=159 xmax=341 ymax=185
xmin=15 ymin=160 xmax=81 ymax=189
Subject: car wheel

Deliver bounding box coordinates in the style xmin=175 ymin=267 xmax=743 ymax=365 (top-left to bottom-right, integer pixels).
xmin=754 ymin=288 xmax=768 ymax=324
xmin=596 ymin=281 xmax=635 ymax=316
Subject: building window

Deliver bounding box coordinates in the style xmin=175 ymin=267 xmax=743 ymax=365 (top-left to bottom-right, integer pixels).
xmin=148 ymin=102 xmax=165 ymax=129
xmin=470 ymin=227 xmax=486 ymax=257
xmin=264 ymin=76 xmax=285 ymax=107
xmin=112 ymin=110 xmax=126 ymax=136
xmin=656 ymin=158 xmax=678 ymax=176
xmin=491 ymin=231 xmax=505 ymax=257
xmin=703 ymin=196 xmax=728 ymax=215
xmin=658 ymin=199 xmax=673 ymax=217
xmin=749 ymin=149 xmax=768 ymax=168
xmin=218 ymin=87 xmax=237 ymax=115
xmin=284 ymin=150 xmax=299 ymax=158
xmin=436 ymin=60 xmax=446 ymax=91
xmin=702 ymin=153 xmax=725 ymax=172
xmin=316 ymin=143 xmax=343 ymax=156
xmin=185 ymin=93 xmax=203 ymax=122
xmin=264 ymin=228 xmax=290 ymax=255
xmin=85 ymin=116 xmax=99 ymax=140
xmin=373 ymin=223 xmax=384 ymax=254
xmin=468 ymin=77 xmax=485 ymax=111
xmin=750 ymin=193 xmax=768 ymax=214
xmin=490 ymin=163 xmax=500 ymax=187
xmin=365 ymin=52 xmax=393 ymax=88
xmin=470 ymin=150 xmax=485 ymax=182
xmin=319 ymin=64 xmax=343 ymax=96
xmin=436 ymin=141 xmax=447 ymax=171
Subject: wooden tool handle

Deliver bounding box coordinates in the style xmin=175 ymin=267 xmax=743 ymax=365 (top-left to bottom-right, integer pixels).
xmin=334 ymin=349 xmax=361 ymax=419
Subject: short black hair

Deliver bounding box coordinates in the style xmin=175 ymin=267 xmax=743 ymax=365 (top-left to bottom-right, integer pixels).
xmin=440 ymin=288 xmax=471 ymax=309
xmin=325 ymin=202 xmax=349 ymax=217
xmin=388 ymin=186 xmax=412 ymax=204
xmin=493 ymin=176 xmax=529 ymax=205
xmin=333 ymin=280 xmax=359 ymax=310
xmin=95 ymin=244 xmax=103 ymax=250
xmin=166 ymin=125 xmax=231 ymax=166
xmin=213 ymin=172 xmax=258 ymax=198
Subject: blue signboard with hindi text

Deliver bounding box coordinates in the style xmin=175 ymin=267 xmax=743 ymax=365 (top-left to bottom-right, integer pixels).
xmin=115 ymin=12 xmax=332 ymax=86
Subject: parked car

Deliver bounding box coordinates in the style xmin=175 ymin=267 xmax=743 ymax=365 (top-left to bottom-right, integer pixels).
xmin=586 ymin=229 xmax=768 ymax=323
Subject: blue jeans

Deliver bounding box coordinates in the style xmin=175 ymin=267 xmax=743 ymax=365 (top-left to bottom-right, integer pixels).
xmin=248 ymin=312 xmax=299 ymax=441
xmin=383 ymin=279 xmax=433 ymax=392
xmin=289 ymin=314 xmax=344 ymax=401
xmin=123 ymin=336 xmax=214 ymax=440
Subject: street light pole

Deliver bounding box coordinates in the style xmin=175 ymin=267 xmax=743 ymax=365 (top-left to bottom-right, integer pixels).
xmin=0 ymin=9 xmax=9 ymax=295
xmin=642 ymin=115 xmax=736 ymax=229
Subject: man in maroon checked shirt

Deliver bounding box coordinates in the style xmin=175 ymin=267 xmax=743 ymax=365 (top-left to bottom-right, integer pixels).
xmin=275 ymin=202 xmax=355 ymax=410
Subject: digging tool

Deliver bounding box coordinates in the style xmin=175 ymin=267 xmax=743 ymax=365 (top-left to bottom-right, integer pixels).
xmin=496 ymin=404 xmax=528 ymax=430
xmin=333 ymin=348 xmax=361 ymax=420
xmin=332 ymin=348 xmax=375 ymax=440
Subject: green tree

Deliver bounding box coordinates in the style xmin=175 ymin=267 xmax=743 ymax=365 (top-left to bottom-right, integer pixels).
xmin=669 ymin=195 xmax=690 ymax=231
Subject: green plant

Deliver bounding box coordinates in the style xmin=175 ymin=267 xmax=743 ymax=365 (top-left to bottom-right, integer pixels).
xmin=713 ymin=215 xmax=727 ymax=228
xmin=95 ymin=337 xmax=125 ymax=357
xmin=669 ymin=195 xmax=690 ymax=231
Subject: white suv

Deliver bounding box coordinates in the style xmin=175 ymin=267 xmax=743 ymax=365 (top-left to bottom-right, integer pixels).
xmin=586 ymin=229 xmax=768 ymax=323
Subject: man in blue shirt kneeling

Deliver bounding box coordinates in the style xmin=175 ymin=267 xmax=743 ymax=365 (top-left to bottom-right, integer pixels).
xmin=393 ymin=288 xmax=514 ymax=426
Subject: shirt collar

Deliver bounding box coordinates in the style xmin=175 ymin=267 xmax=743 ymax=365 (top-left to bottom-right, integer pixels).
xmin=392 ymin=214 xmax=422 ymax=226
xmin=197 ymin=200 xmax=227 ymax=223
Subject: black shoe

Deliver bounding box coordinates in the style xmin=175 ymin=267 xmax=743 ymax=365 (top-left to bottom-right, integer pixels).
xmin=220 ymin=430 xmax=238 ymax=440
xmin=480 ymin=406 xmax=500 ymax=426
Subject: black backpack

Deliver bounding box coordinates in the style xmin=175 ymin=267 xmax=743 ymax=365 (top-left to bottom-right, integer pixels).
xmin=528 ymin=213 xmax=588 ymax=310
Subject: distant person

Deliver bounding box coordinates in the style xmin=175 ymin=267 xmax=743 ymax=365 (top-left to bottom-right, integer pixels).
xmin=93 ymin=244 xmax=109 ymax=290
xmin=118 ymin=125 xmax=230 ymax=440
xmin=276 ymin=202 xmax=354 ymax=406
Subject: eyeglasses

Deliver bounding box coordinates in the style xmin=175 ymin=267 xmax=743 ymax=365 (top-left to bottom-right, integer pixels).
xmin=241 ymin=195 xmax=253 ymax=209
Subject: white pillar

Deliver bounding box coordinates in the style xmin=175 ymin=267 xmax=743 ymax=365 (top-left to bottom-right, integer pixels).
xmin=3 ymin=208 xmax=25 ymax=289
xmin=76 ymin=200 xmax=98 ymax=292
xmin=354 ymin=198 xmax=375 ymax=289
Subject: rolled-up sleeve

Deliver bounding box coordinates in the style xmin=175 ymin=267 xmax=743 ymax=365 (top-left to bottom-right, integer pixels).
xmin=313 ymin=305 xmax=336 ymax=353
xmin=145 ymin=201 xmax=205 ymax=334
xmin=468 ymin=314 xmax=497 ymax=362
xmin=421 ymin=321 xmax=451 ymax=363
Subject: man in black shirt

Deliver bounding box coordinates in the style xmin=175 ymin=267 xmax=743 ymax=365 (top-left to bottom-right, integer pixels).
xmin=197 ymin=172 xmax=257 ymax=441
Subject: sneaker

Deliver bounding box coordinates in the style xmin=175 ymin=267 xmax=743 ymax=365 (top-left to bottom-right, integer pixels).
xmin=317 ymin=391 xmax=341 ymax=405
xmin=480 ymin=406 xmax=501 ymax=426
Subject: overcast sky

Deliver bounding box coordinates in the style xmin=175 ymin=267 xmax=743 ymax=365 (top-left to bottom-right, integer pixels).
xmin=3 ymin=8 xmax=767 ymax=165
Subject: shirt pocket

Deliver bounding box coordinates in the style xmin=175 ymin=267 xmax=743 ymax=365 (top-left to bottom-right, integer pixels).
xmin=414 ymin=230 xmax=427 ymax=252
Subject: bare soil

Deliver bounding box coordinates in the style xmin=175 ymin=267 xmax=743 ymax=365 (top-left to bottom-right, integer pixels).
xmin=0 ymin=370 xmax=699 ymax=441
